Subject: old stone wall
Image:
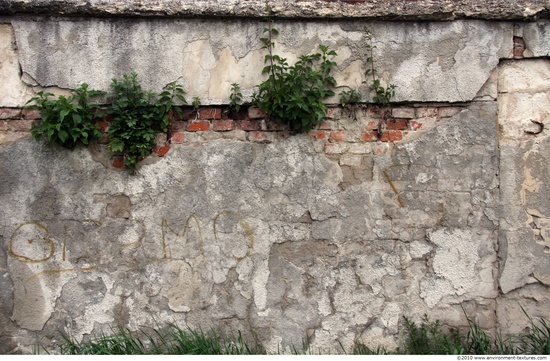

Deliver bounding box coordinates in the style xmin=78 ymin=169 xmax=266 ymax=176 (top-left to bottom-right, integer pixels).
xmin=1 ymin=0 xmax=550 ymax=354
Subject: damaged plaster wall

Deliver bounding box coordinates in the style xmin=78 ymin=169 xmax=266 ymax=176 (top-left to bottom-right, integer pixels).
xmin=1 ymin=0 xmax=550 ymax=354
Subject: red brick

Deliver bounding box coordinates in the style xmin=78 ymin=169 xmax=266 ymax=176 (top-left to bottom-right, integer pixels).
xmin=95 ymin=120 xmax=110 ymax=133
xmin=0 ymin=108 xmax=22 ymax=120
xmin=309 ymin=130 xmax=327 ymax=139
xmin=112 ymin=157 xmax=125 ymax=169
xmin=385 ymin=118 xmax=408 ymax=130
xmin=22 ymin=109 xmax=41 ymax=120
xmin=410 ymin=120 xmax=423 ymax=131
xmin=187 ymin=121 xmax=210 ymax=132
xmin=248 ymin=106 xmax=265 ymax=119
xmin=8 ymin=119 xmax=33 ymax=131
xmin=181 ymin=108 xmax=198 ymax=121
xmin=248 ymin=131 xmax=271 ymax=143
xmin=0 ymin=121 xmax=7 ymax=131
xmin=365 ymin=120 xmax=379 ymax=131
xmin=153 ymin=145 xmax=171 ymax=157
xmin=361 ymin=131 xmax=378 ymax=141
xmin=169 ymin=120 xmax=187 ymax=131
xmin=416 ymin=107 xmax=438 ymax=118
xmin=329 ymin=131 xmax=347 ymax=142
xmin=171 ymin=132 xmax=185 ymax=143
xmin=380 ymin=130 xmax=403 ymax=142
xmin=318 ymin=120 xmax=335 ymax=130
xmin=236 ymin=120 xmax=260 ymax=131
xmin=199 ymin=107 xmax=222 ymax=120
xmin=213 ymin=119 xmax=234 ymax=131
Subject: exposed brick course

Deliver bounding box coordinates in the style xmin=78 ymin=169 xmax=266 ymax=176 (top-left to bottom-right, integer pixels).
xmin=187 ymin=121 xmax=211 ymax=132
xmin=213 ymin=119 xmax=234 ymax=131
xmin=379 ymin=130 xmax=403 ymax=142
xmin=1 ymin=103 xmax=449 ymax=157
xmin=199 ymin=107 xmax=222 ymax=120
xmin=0 ymin=108 xmax=22 ymax=119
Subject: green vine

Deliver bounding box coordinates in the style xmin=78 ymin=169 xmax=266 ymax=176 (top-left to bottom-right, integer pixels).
xmin=107 ymin=73 xmax=186 ymax=174
xmin=26 ymin=22 xmax=400 ymax=173
xmin=26 ymin=84 xmax=105 ymax=149
xmin=228 ymin=83 xmax=243 ymax=114
xmin=252 ymin=0 xmax=338 ymax=133
xmin=191 ymin=96 xmax=201 ymax=112
xmin=364 ymin=27 xmax=396 ymax=106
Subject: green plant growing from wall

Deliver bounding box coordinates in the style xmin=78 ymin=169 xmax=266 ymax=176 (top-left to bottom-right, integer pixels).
xmin=26 ymin=84 xmax=105 ymax=149
xmin=192 ymin=96 xmax=201 ymax=111
xmin=364 ymin=27 xmax=396 ymax=106
xmin=225 ymin=82 xmax=243 ymax=114
xmin=339 ymin=88 xmax=365 ymax=121
xmin=253 ymin=0 xmax=338 ymax=133
xmin=107 ymin=73 xmax=186 ymax=174
xmin=339 ymin=88 xmax=361 ymax=107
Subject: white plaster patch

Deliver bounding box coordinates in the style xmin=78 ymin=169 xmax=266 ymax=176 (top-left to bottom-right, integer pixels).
xmin=0 ymin=24 xmax=34 ymax=106
xmin=73 ymin=274 xmax=117 ymax=341
xmin=252 ymin=258 xmax=269 ymax=310
xmin=420 ymin=228 xmax=493 ymax=307
xmin=409 ymin=241 xmax=432 ymax=258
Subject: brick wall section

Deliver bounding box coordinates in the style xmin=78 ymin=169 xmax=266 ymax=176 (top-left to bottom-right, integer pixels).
xmin=0 ymin=108 xmax=39 ymax=143
xmin=0 ymin=104 xmax=463 ymax=165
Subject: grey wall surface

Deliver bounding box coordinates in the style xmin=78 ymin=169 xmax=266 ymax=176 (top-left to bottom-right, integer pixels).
xmin=1 ymin=1 xmax=550 ymax=354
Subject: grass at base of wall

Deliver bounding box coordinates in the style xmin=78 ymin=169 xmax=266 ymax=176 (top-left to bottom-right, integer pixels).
xmin=54 ymin=311 xmax=550 ymax=355
xmin=57 ymin=324 xmax=262 ymax=355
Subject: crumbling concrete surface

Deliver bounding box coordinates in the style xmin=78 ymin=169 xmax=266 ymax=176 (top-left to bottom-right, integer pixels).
xmin=0 ymin=100 xmax=503 ymax=353
xmin=497 ymin=59 xmax=550 ymax=333
xmin=5 ymin=18 xmax=513 ymax=106
xmin=1 ymin=0 xmax=549 ymax=20
xmin=0 ymin=3 xmax=549 ymax=355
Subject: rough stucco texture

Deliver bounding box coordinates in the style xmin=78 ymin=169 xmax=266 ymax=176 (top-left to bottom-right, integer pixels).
xmin=496 ymin=59 xmax=550 ymax=334
xmin=0 ymin=101 xmax=501 ymax=352
xmin=0 ymin=13 xmax=550 ymax=354
xmin=7 ymin=18 xmax=514 ymax=106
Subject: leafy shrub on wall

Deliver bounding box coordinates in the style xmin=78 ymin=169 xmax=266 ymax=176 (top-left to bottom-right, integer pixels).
xmin=107 ymin=73 xmax=186 ymax=174
xmin=26 ymin=84 xmax=105 ymax=149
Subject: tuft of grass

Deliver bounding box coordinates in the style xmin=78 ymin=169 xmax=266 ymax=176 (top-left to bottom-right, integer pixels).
xmin=385 ymin=309 xmax=550 ymax=355
xmin=58 ymin=324 xmax=263 ymax=355
xmin=59 ymin=327 xmax=149 ymax=355
xmin=464 ymin=313 xmax=493 ymax=354
xmin=352 ymin=343 xmax=390 ymax=355
xmin=402 ymin=315 xmax=465 ymax=355
xmin=514 ymin=308 xmax=550 ymax=355
xmin=56 ymin=310 xmax=550 ymax=355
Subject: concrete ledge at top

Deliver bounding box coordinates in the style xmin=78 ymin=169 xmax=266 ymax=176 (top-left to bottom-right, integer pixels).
xmin=1 ymin=0 xmax=550 ymax=20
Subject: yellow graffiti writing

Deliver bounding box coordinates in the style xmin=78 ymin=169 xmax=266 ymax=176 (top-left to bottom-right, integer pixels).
xmin=161 ymin=214 xmax=204 ymax=259
xmin=213 ymin=210 xmax=254 ymax=260
xmin=9 ymin=222 xmax=55 ymax=263
xmin=24 ymin=265 xmax=97 ymax=283
xmin=8 ymin=211 xmax=254 ymax=281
